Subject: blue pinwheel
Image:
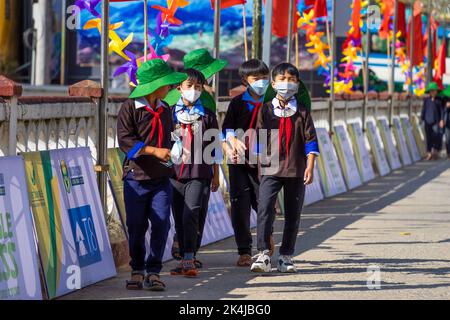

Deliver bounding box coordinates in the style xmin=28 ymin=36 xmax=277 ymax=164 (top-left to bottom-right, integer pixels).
xmin=74 ymin=0 xmax=101 ymax=18
xmin=113 ymin=50 xmax=138 ymax=86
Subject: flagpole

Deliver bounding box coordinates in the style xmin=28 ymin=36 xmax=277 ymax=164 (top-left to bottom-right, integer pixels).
xmin=362 ymin=0 xmax=371 ymax=133
xmin=243 ymin=3 xmax=248 ymax=61
xmin=262 ymin=0 xmax=273 ymax=66
xmin=329 ymin=0 xmax=336 ymax=135
xmin=144 ymin=0 xmax=148 ymax=61
xmin=389 ymin=0 xmax=398 ymax=128
xmin=295 ymin=32 xmax=299 ymax=68
xmin=99 ymin=0 xmax=110 ymax=217
xmin=286 ymin=0 xmax=295 ymax=62
xmin=213 ymin=0 xmax=221 ymax=104
xmin=426 ymin=0 xmax=432 ymax=86
xmin=409 ymin=2 xmax=414 ymax=121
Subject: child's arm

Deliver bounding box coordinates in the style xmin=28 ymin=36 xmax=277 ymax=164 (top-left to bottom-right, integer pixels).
xmin=222 ymin=99 xmax=246 ymax=163
xmin=303 ymin=110 xmax=320 ymax=185
xmin=211 ymin=164 xmax=220 ymax=192
xmin=117 ymin=102 xmax=171 ymax=162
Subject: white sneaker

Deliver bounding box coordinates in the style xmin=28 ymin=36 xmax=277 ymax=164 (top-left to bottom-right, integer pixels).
xmin=277 ymin=255 xmax=297 ymax=273
xmin=250 ymin=251 xmax=271 ymax=273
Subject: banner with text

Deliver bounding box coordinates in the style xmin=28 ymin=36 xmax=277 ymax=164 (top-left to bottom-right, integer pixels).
xmin=316 ymin=127 xmax=347 ymax=197
xmin=332 ymin=125 xmax=363 ymax=190
xmin=23 ymin=148 xmax=116 ymax=299
xmin=0 ymin=157 xmax=42 ymax=300
xmin=392 ymin=117 xmax=413 ymax=166
xmin=401 ymin=117 xmax=421 ymax=162
xmin=366 ymin=121 xmax=391 ymax=176
xmin=347 ymin=122 xmax=375 ymax=183
xmin=377 ymin=118 xmax=402 ymax=170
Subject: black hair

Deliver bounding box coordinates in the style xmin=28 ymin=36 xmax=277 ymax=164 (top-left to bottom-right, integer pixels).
xmin=239 ymin=59 xmax=270 ymax=79
xmin=271 ymin=62 xmax=300 ymax=81
xmin=184 ymin=68 xmax=206 ymax=85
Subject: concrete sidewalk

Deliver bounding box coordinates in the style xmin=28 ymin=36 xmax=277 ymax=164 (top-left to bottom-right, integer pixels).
xmin=61 ymin=159 xmax=450 ymax=300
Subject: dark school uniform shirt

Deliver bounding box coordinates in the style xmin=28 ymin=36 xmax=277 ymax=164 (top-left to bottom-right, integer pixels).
xmin=222 ymin=89 xmax=264 ymax=167
xmin=117 ymin=98 xmax=174 ymax=181
xmin=172 ymin=98 xmax=220 ymax=180
xmin=255 ymin=96 xmax=320 ymax=178
xmin=421 ymin=97 xmax=442 ymax=125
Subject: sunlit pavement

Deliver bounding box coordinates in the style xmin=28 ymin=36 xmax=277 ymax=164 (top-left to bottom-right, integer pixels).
xmin=61 ymin=159 xmax=450 ymax=300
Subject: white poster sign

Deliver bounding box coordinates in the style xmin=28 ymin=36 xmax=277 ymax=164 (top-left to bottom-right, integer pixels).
xmin=392 ymin=117 xmax=412 ymax=166
xmin=347 ymin=122 xmax=375 ymax=183
xmin=366 ymin=121 xmax=391 ymax=176
xmin=401 ymin=117 xmax=421 ymax=162
xmin=333 ymin=125 xmax=363 ymax=189
xmin=377 ymin=118 xmax=402 ymax=170
xmin=0 ymin=157 xmax=42 ymax=300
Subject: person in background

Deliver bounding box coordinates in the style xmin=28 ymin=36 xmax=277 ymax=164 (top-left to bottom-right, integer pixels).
xmin=117 ymin=59 xmax=187 ymax=291
xmin=440 ymin=86 xmax=450 ymax=160
xmin=421 ymin=82 xmax=443 ymax=160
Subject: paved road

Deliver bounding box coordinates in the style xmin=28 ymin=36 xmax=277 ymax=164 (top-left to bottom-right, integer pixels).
xmin=62 ymin=159 xmax=450 ymax=300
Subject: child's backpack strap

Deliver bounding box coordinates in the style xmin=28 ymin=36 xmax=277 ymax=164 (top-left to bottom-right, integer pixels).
xmin=263 ymin=79 xmax=311 ymax=111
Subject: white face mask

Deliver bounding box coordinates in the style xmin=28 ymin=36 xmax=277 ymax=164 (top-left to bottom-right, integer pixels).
xmin=249 ymin=79 xmax=270 ymax=96
xmin=274 ymin=82 xmax=298 ymax=100
xmin=181 ymin=88 xmax=202 ymax=103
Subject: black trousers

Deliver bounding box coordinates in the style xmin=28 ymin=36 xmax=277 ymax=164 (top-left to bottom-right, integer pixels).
xmin=228 ymin=165 xmax=259 ymax=256
xmin=257 ymin=176 xmax=305 ymax=256
xmin=424 ymin=123 xmax=440 ymax=152
xmin=171 ymin=178 xmax=211 ymax=256
xmin=445 ymin=128 xmax=450 ymax=155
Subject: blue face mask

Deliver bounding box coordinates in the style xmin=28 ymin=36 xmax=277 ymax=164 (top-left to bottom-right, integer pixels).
xmin=249 ymin=79 xmax=269 ymax=96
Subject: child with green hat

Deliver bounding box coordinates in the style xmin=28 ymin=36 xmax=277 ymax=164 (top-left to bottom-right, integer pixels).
xmin=117 ymin=59 xmax=187 ymax=291
xmin=421 ymin=82 xmax=443 ymax=160
xmin=164 ymin=48 xmax=228 ymax=112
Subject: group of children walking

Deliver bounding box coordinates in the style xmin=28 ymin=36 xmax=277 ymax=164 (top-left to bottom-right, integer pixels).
xmin=117 ymin=49 xmax=319 ymax=291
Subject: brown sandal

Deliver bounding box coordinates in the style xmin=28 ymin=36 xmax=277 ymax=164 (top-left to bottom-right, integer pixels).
xmin=144 ymin=274 xmax=166 ymax=291
xmin=126 ymin=271 xmax=144 ymax=290
xmin=237 ymin=254 xmax=252 ymax=267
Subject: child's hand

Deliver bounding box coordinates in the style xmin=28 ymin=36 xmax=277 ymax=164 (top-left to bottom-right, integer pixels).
xmin=211 ymin=174 xmax=220 ymax=192
xmin=440 ymin=120 xmax=445 ymax=129
xmin=304 ymin=167 xmax=314 ymax=185
xmin=152 ymin=148 xmax=171 ymax=162
xmin=231 ymin=137 xmax=246 ymax=157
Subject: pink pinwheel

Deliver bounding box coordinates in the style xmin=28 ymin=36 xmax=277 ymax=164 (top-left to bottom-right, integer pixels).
xmin=114 ymin=50 xmax=138 ymax=85
xmin=138 ymin=42 xmax=170 ymax=63
xmin=74 ymin=0 xmax=101 ymax=17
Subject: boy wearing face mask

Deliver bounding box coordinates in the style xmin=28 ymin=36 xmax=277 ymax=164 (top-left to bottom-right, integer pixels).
xmin=251 ymin=62 xmax=319 ymax=273
xmin=169 ymin=68 xmax=220 ymax=277
xmin=222 ymin=59 xmax=276 ymax=267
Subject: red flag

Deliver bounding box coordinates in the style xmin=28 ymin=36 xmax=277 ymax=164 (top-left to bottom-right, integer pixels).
xmin=313 ymin=0 xmax=327 ymax=18
xmin=407 ymin=4 xmax=424 ymax=66
xmin=211 ymin=0 xmax=246 ymax=9
xmin=263 ymin=0 xmax=298 ymax=38
xmin=397 ymin=2 xmax=406 ymax=38
xmin=304 ymin=0 xmax=315 ymax=13
xmin=433 ymin=39 xmax=446 ymax=89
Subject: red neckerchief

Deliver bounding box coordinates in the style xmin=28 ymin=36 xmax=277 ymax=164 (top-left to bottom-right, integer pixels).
xmin=277 ymin=100 xmax=293 ymax=167
xmin=143 ymin=105 xmax=164 ymax=148
xmin=246 ymin=101 xmax=262 ymax=152
xmin=178 ymin=123 xmax=193 ymax=180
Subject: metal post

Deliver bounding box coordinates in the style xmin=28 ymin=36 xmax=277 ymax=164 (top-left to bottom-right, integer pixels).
xmin=329 ymin=0 xmax=336 ymax=133
xmin=60 ymin=0 xmax=67 ymax=85
xmin=252 ymin=0 xmax=262 ymax=59
xmin=362 ymin=1 xmax=371 ymax=132
xmin=213 ymin=0 xmax=221 ymax=104
xmin=389 ymin=0 xmax=398 ymax=127
xmin=286 ymin=0 xmax=295 ymax=62
xmin=409 ymin=2 xmax=414 ymax=120
xmin=144 ymin=0 xmax=148 ymax=61
xmin=262 ymin=0 xmax=273 ymax=67
xmin=98 ymin=0 xmax=110 ymax=216
xmin=426 ymin=0 xmax=432 ymax=86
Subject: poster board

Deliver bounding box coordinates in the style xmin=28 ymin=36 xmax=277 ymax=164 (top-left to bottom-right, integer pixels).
xmin=23 ymin=148 xmax=116 ymax=299
xmin=347 ymin=122 xmax=375 ymax=183
xmin=401 ymin=117 xmax=421 ymax=162
xmin=0 ymin=157 xmax=42 ymax=300
xmin=332 ymin=124 xmax=363 ymax=190
xmin=392 ymin=117 xmax=413 ymax=166
xmin=411 ymin=114 xmax=427 ymax=158
xmin=377 ymin=118 xmax=402 ymax=170
xmin=316 ymin=127 xmax=347 ymax=197
xmin=366 ymin=120 xmax=391 ymax=176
